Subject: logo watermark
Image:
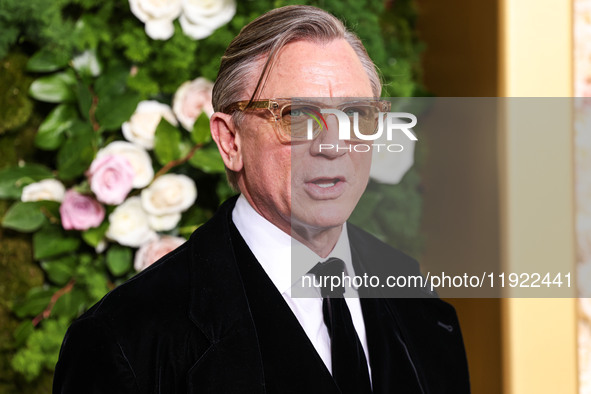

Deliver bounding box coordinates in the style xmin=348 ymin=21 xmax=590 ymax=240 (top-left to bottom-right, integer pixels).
xmin=306 ymin=110 xmax=417 ymax=141
xmin=302 ymin=106 xmax=417 ymax=153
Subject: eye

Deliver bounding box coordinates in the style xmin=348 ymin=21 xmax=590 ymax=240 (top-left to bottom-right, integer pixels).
xmin=290 ymin=108 xmax=306 ymax=117
xmin=343 ymin=106 xmax=372 ymax=117
xmin=290 ymin=105 xmax=319 ymax=118
xmin=283 ymin=104 xmax=322 ymax=129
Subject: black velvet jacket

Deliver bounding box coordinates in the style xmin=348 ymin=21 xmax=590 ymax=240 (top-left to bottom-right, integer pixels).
xmin=53 ymin=196 xmax=470 ymax=393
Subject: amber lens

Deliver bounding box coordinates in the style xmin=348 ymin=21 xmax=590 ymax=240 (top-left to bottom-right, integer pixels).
xmin=280 ymin=102 xmax=384 ymax=140
xmin=281 ymin=103 xmax=323 ymax=139
xmin=342 ymin=104 xmax=381 ymax=136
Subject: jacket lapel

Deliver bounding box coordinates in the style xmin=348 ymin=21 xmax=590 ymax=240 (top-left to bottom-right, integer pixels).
xmin=230 ymin=220 xmax=341 ymax=394
xmin=185 ymin=197 xmax=339 ymax=394
xmin=186 ymin=196 xmax=266 ymax=394
xmin=348 ymin=226 xmax=427 ymax=394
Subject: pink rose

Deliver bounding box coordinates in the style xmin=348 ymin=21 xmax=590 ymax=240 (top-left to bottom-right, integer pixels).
xmin=87 ymin=155 xmax=135 ymax=205
xmin=134 ymin=236 xmax=186 ymax=271
xmin=60 ymin=190 xmax=105 ymax=231
xmin=172 ymin=77 xmax=214 ymax=131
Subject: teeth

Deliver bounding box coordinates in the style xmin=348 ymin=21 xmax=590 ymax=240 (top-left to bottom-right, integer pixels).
xmin=316 ymin=182 xmax=336 ymax=188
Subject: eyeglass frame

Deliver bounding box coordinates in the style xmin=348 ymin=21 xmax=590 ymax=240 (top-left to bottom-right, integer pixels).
xmin=221 ymin=98 xmax=392 ymax=143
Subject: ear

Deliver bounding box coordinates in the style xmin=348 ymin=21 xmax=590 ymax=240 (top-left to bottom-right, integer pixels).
xmin=210 ymin=112 xmax=243 ymax=172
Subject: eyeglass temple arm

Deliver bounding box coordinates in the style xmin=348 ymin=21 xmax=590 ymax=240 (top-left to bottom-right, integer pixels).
xmin=223 ymin=100 xmax=275 ymax=113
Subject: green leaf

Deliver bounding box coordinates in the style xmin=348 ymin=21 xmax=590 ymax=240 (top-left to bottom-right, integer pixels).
xmin=33 ymin=226 xmax=81 ymax=260
xmin=0 ymin=164 xmax=54 ymax=199
xmin=94 ymin=63 xmax=129 ymax=97
xmin=11 ymin=318 xmax=67 ymax=381
xmin=35 ymin=104 xmax=77 ymax=150
xmin=13 ymin=288 xmax=54 ymax=318
xmin=190 ymin=113 xmax=211 ymax=144
xmin=40 ymin=255 xmax=76 ymax=285
xmin=29 ymin=71 xmax=77 ymax=103
xmin=106 ymin=245 xmax=132 ymax=276
xmin=216 ymin=179 xmax=236 ymax=203
xmin=95 ymin=90 xmax=140 ymax=130
xmin=26 ymin=49 xmax=69 ymax=73
xmin=180 ymin=204 xmax=211 ymax=227
xmin=2 ymin=202 xmax=46 ymax=232
xmin=188 ymin=145 xmax=225 ymax=174
xmin=179 ymin=139 xmax=192 ymax=157
xmin=57 ymin=121 xmax=95 ymax=180
xmin=77 ymin=262 xmax=109 ymax=303
xmin=350 ymin=189 xmax=383 ymax=224
xmin=93 ymin=63 xmax=140 ymax=131
xmin=52 ymin=289 xmax=85 ymax=320
xmin=77 ymin=82 xmax=93 ymax=121
xmin=39 ymin=200 xmax=61 ymax=221
xmin=82 ymin=221 xmax=108 ymax=248
xmin=154 ymin=119 xmax=182 ymax=165
xmin=14 ymin=321 xmax=34 ymax=348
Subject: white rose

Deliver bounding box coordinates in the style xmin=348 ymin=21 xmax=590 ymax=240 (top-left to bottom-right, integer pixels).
xmin=97 ymin=141 xmax=154 ymax=188
xmin=122 ymin=100 xmax=178 ymax=150
xmin=179 ymin=0 xmax=236 ymax=40
xmin=72 ymin=49 xmax=102 ymax=77
xmin=106 ymin=197 xmax=158 ymax=248
xmin=148 ymin=212 xmax=182 ymax=231
xmin=369 ymin=128 xmax=416 ymax=184
xmin=95 ymin=239 xmax=108 ymax=254
xmin=21 ymin=179 xmax=66 ymax=202
xmin=141 ymin=174 xmax=197 ymax=215
xmin=172 ymin=77 xmax=214 ymax=131
xmin=129 ymin=0 xmax=182 ymax=40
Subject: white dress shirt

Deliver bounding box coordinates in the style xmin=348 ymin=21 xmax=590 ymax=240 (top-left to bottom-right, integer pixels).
xmin=232 ymin=194 xmax=371 ymax=378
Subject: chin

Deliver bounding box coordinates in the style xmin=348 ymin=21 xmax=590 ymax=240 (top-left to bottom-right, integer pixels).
xmin=292 ymin=203 xmax=353 ymax=232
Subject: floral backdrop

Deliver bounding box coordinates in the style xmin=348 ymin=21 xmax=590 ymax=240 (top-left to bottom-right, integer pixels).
xmin=0 ymin=0 xmax=425 ymax=391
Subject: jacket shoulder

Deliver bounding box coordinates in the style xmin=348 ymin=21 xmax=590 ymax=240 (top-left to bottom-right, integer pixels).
xmin=82 ymin=241 xmax=193 ymax=326
xmin=347 ymin=222 xmax=421 ymax=274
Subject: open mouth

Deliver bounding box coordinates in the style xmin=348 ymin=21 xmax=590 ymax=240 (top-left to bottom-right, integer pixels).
xmin=310 ymin=177 xmax=343 ymax=188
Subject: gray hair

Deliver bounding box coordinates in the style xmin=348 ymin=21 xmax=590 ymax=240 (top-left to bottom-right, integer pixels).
xmin=212 ymin=5 xmax=382 ymax=191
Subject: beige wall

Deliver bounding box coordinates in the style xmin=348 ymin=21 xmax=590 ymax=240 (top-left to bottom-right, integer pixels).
xmin=417 ymin=0 xmax=578 ymax=393
xmin=499 ymin=0 xmax=577 ymax=393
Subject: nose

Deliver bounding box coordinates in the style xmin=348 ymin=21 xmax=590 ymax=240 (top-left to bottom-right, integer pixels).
xmin=309 ymin=113 xmax=349 ymax=158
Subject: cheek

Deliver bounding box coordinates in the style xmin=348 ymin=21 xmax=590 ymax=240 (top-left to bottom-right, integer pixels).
xmin=352 ymin=151 xmax=373 ymax=179
xmin=267 ymin=150 xmax=292 ymax=187
xmin=242 ymin=138 xmax=292 ymax=192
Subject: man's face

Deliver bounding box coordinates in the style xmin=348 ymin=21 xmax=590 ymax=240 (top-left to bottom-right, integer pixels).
xmin=237 ymin=39 xmax=374 ymax=240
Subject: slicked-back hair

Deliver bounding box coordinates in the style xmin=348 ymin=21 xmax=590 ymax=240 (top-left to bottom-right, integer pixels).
xmin=212 ymin=5 xmax=382 ymax=191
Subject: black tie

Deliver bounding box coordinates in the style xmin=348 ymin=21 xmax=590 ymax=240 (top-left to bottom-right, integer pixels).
xmin=310 ymin=257 xmax=373 ymax=394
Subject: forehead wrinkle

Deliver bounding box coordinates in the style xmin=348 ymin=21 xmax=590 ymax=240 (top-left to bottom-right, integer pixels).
xmin=270 ymin=63 xmax=368 ymax=98
xmin=257 ymin=40 xmax=373 ymax=100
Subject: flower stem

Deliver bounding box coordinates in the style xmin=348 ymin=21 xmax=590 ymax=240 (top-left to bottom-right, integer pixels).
xmin=32 ymin=279 xmax=76 ymax=327
xmin=153 ymin=143 xmax=202 ymax=181
xmin=89 ymin=86 xmax=100 ymax=132
xmin=40 ymin=206 xmax=60 ymax=225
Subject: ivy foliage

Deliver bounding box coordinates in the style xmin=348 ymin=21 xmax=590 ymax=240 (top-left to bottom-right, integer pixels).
xmin=0 ymin=0 xmax=426 ymax=387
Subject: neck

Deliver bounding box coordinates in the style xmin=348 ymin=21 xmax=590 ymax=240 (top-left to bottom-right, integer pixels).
xmin=237 ymin=192 xmax=343 ymax=258
xmin=291 ymin=222 xmax=343 ymax=258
